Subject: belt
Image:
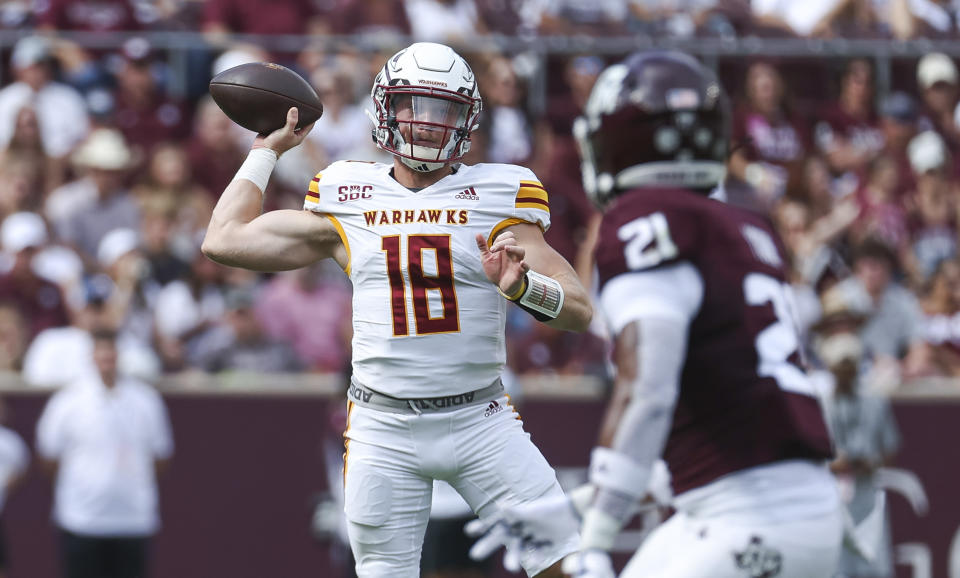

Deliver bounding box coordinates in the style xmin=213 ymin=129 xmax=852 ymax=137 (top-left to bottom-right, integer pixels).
xmin=347 ymin=378 xmax=504 ymax=414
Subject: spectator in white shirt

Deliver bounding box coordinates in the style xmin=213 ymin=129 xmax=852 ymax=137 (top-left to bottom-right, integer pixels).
xmin=36 ymin=329 xmax=173 ymax=578
xmin=404 ymin=0 xmax=487 ymax=42
xmin=23 ymin=274 xmax=158 ymax=388
xmin=0 ymin=36 xmax=89 ymax=161
xmin=0 ymin=396 xmax=28 ymax=578
xmin=483 ymin=56 xmax=537 ymax=166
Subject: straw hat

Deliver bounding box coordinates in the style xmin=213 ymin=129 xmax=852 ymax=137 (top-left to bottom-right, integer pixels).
xmin=71 ymin=129 xmax=134 ymax=170
xmin=811 ymin=282 xmax=872 ymax=334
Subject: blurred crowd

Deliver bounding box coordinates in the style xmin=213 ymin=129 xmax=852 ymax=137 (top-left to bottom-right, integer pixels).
xmin=6 ymin=0 xmax=960 ymax=41
xmin=1 ymin=0 xmax=960 ymax=392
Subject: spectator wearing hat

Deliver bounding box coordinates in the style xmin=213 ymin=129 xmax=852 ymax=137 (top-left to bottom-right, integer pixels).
xmin=21 ymin=228 xmax=160 ymax=388
xmin=834 ymin=238 xmax=932 ymax=381
xmin=916 ymin=53 xmax=960 ymax=147
xmin=191 ymin=286 xmax=303 ymax=373
xmin=0 ymin=396 xmax=28 ymax=578
xmin=0 ymin=212 xmax=69 ymax=341
xmin=0 ymin=36 xmax=89 ymax=161
xmin=905 ymin=130 xmax=958 ymax=284
xmin=36 ymin=328 xmax=173 ymax=578
xmin=811 ymin=283 xmax=900 ymax=578
xmin=0 ymin=205 xmax=84 ymax=304
xmin=49 ymin=129 xmax=140 ymax=264
xmin=96 ymin=229 xmax=163 ymax=371
xmin=21 ymin=275 xmax=117 ymax=388
xmin=112 ymin=38 xmax=189 ymax=161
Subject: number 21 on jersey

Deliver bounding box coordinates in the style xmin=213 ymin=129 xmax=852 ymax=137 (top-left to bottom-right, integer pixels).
xmin=382 ymin=234 xmax=460 ymax=337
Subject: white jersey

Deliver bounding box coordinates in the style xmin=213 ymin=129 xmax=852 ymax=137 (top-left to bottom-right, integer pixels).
xmin=304 ymin=161 xmax=550 ymax=398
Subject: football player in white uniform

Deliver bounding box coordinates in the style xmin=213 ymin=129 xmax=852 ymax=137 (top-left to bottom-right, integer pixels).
xmin=202 ymin=42 xmax=592 ymax=577
xmin=468 ymin=51 xmax=843 ymax=578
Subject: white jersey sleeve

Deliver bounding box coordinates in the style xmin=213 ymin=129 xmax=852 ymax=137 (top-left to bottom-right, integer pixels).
xmin=485 ymin=165 xmax=551 ymax=244
xmin=590 ymin=263 xmax=702 ymax=523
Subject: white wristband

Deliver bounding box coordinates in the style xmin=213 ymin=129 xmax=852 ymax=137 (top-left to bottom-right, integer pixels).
xmin=232 ymin=148 xmax=278 ymax=193
xmin=588 ymin=447 xmax=651 ymax=501
xmin=518 ymin=270 xmax=564 ymax=319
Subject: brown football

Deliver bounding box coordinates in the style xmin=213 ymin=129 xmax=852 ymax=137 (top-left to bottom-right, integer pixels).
xmin=209 ymin=62 xmax=324 ymax=134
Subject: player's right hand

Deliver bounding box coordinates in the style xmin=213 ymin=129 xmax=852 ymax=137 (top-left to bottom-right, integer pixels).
xmin=561 ymin=549 xmax=616 ymax=578
xmin=253 ymin=106 xmax=315 ymax=157
xmin=475 ymin=232 xmax=529 ymax=297
xmin=464 ymin=493 xmax=580 ymax=573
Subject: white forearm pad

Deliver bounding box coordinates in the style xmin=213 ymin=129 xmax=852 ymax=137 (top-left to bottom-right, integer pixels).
xmin=232 ymin=147 xmax=278 ymax=193
xmin=518 ymin=270 xmax=564 ymax=318
xmin=568 ymin=483 xmax=596 ymax=516
xmin=647 ymin=459 xmax=673 ymax=506
xmin=588 ymin=446 xmax=650 ymax=501
xmin=579 ymin=507 xmax=622 ymax=551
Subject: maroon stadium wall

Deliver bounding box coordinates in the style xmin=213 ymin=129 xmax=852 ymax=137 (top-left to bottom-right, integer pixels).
xmin=1 ymin=390 xmax=956 ymax=578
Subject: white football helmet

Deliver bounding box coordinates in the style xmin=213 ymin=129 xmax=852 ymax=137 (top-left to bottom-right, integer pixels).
xmin=369 ymin=43 xmax=482 ymax=172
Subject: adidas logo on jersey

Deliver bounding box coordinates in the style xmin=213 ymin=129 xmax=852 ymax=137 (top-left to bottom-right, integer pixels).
xmin=455 ymin=187 xmax=480 ymax=201
xmin=483 ymin=400 xmax=504 ymax=417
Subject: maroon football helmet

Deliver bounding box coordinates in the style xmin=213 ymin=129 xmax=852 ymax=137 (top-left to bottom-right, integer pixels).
xmin=573 ymin=51 xmax=730 ymax=208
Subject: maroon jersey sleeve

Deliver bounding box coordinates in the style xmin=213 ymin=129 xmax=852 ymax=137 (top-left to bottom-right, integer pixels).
xmin=595 ymin=188 xmax=705 ymax=290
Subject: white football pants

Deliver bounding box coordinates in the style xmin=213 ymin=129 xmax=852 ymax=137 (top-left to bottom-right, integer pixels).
xmin=342 ymin=395 xmax=577 ymax=578
xmin=622 ymin=461 xmax=844 ymax=578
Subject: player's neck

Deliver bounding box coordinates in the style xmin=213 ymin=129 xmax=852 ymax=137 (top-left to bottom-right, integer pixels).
xmin=391 ymin=159 xmax=454 ymax=191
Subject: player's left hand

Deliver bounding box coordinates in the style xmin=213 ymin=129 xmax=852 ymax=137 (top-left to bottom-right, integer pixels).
xmin=475 ymin=232 xmax=529 ymax=297
xmin=561 ymin=549 xmax=616 ymax=578
xmin=464 ymin=494 xmax=580 ymax=573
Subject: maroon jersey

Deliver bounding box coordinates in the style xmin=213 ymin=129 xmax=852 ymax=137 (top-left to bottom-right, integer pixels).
xmin=35 ymin=0 xmax=141 ymax=32
xmin=814 ymin=104 xmax=884 ymax=159
xmin=595 ymin=188 xmax=833 ymax=494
